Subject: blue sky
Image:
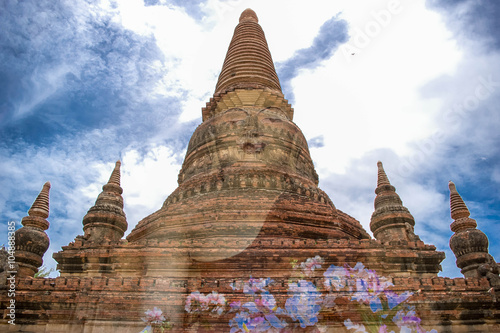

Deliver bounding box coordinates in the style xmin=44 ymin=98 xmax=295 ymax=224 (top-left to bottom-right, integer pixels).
xmin=1 ymin=0 xmax=499 ymax=278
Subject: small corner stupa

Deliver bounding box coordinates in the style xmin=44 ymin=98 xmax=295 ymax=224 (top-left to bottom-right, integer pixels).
xmin=2 ymin=8 xmax=499 ymax=333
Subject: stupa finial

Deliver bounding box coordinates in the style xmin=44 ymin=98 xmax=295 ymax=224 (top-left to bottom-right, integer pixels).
xmin=108 ymin=160 xmax=121 ymax=186
xmin=377 ymin=161 xmax=391 ymax=187
xmin=28 ymin=181 xmax=51 ymax=219
xmin=448 ymin=181 xmax=472 ymax=222
xmin=213 ymin=9 xmax=282 ymax=96
xmin=239 ymin=8 xmax=258 ymax=23
xmin=202 ymin=8 xmax=293 ymax=121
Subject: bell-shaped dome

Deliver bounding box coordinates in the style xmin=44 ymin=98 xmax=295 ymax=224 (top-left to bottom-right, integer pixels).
xmin=127 ymin=9 xmax=369 ymax=263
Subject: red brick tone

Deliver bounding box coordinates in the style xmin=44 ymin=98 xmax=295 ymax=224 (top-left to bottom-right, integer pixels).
xmin=370 ymin=161 xmax=420 ymax=244
xmin=15 ymin=182 xmax=51 ymax=277
xmin=449 ymin=181 xmax=500 ymax=283
xmin=214 ymin=9 xmax=282 ymax=96
xmin=82 ymin=160 xmax=127 ymax=244
xmin=1 ymin=8 xmax=499 ymax=333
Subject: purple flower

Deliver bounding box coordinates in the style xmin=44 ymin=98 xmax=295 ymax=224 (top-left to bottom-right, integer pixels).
xmin=393 ymin=307 xmax=422 ymax=328
xmin=385 ymin=291 xmax=413 ymax=309
xmin=378 ymin=324 xmax=394 ymax=333
xmin=243 ymin=277 xmax=273 ymax=294
xmin=229 ymin=312 xmax=251 ymax=332
xmin=229 ymin=301 xmax=242 ymax=312
xmin=285 ymin=280 xmax=322 ymax=328
xmin=323 ymin=265 xmax=348 ymax=291
xmin=229 ymin=312 xmax=274 ymax=332
xmin=265 ymin=313 xmax=287 ymax=329
xmin=369 ymin=297 xmax=383 ymax=313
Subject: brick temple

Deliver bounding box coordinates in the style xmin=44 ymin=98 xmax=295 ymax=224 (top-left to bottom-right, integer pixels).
xmin=2 ymin=9 xmax=499 ymax=333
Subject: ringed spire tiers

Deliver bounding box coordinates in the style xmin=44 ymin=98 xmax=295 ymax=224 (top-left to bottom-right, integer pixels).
xmin=82 ymin=161 xmax=127 ymax=243
xmin=202 ymin=8 xmax=293 ymax=121
xmin=214 ymin=8 xmax=281 ymax=95
xmin=370 ymin=161 xmax=420 ymax=244
xmin=15 ymin=182 xmax=51 ymax=277
xmin=448 ymin=181 xmax=497 ymax=278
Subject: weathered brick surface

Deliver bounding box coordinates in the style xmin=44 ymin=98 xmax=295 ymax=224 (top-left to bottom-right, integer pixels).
xmin=2 ymin=8 xmax=499 ymax=333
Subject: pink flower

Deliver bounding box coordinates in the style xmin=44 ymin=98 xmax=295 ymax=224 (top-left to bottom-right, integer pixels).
xmin=185 ymin=291 xmax=225 ymax=315
xmin=300 ymin=256 xmax=324 ymax=276
xmin=379 ymin=324 xmax=388 ymax=333
xmin=185 ymin=291 xmax=209 ymax=312
xmin=143 ymin=307 xmax=165 ymax=324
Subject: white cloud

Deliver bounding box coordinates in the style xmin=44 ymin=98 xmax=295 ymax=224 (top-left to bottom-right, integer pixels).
xmin=121 ymin=145 xmax=182 ymax=230
xmin=3 ymin=0 xmax=499 ymax=280
xmin=291 ymin=1 xmax=461 ymax=176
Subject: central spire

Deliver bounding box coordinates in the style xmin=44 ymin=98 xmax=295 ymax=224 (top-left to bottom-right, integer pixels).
xmin=128 ymin=8 xmax=370 ymax=252
xmin=214 ymin=8 xmax=281 ymax=95
xmin=202 ymin=9 xmax=293 ymax=121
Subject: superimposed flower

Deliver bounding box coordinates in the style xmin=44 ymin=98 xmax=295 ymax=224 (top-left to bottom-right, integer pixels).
xmin=324 ymin=263 xmax=396 ymax=314
xmin=264 ymin=313 xmax=287 ymax=329
xmin=350 ymin=264 xmax=393 ymax=297
xmin=229 ymin=311 xmax=284 ymax=333
xmin=207 ymin=291 xmax=226 ymax=306
xmin=185 ymin=291 xmax=208 ymax=312
xmin=229 ymin=292 xmax=286 ymax=332
xmin=378 ymin=324 xmax=395 ymax=333
xmin=300 ymin=256 xmax=324 ymax=276
xmin=256 ymin=292 xmax=278 ymax=311
xmin=185 ymin=291 xmax=225 ymax=314
xmin=242 ymin=293 xmax=280 ymax=314
xmin=243 ymin=277 xmax=273 ymax=294
xmin=285 ymin=280 xmax=322 ymax=328
xmin=229 ymin=301 xmax=242 ymax=312
xmin=393 ymin=307 xmax=422 ymax=329
xmin=344 ymin=319 xmax=367 ymax=332
xmin=207 ymin=291 xmax=226 ymax=315
xmin=139 ymin=325 xmax=152 ymax=333
xmin=142 ymin=307 xmax=165 ymax=324
xmin=229 ymin=311 xmax=252 ymax=332
xmin=323 ymin=265 xmax=348 ymax=291
xmin=352 ymin=274 xmax=391 ymax=312
xmin=385 ymin=291 xmax=413 ymax=310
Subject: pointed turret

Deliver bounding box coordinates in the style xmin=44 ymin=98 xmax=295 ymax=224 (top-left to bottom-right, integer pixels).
xmin=202 ymin=8 xmax=293 ymax=121
xmin=83 ymin=161 xmax=127 ymax=243
xmin=370 ymin=162 xmax=420 ymax=244
xmin=15 ymin=182 xmax=51 ymax=277
xmin=107 ymin=159 xmax=121 ymax=185
xmin=448 ymin=181 xmax=498 ymax=279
